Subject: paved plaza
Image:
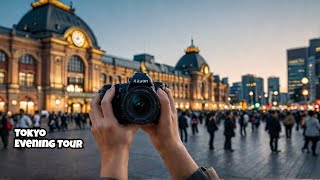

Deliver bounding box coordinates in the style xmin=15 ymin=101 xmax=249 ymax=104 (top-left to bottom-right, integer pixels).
xmin=0 ymin=122 xmax=319 ymax=179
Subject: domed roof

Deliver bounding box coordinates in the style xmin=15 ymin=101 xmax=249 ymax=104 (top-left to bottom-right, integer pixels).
xmin=16 ymin=0 xmax=99 ymax=48
xmin=175 ymin=40 xmax=208 ymax=72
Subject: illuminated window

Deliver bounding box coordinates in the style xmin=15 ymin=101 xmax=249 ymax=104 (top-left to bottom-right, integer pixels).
xmin=19 ymin=72 xmax=35 ymax=86
xmin=0 ymin=51 xmax=6 ymax=62
xmin=68 ymin=56 xmax=84 ymax=73
xmin=67 ymin=77 xmax=84 ymax=92
xmin=0 ymin=72 xmax=4 ymax=84
xmin=20 ymin=54 xmax=34 ymax=64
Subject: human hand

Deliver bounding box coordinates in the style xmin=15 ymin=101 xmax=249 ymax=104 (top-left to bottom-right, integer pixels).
xmin=141 ymin=88 xmax=198 ymax=179
xmin=141 ymin=88 xmax=181 ymax=152
xmin=89 ymin=86 xmax=139 ymax=179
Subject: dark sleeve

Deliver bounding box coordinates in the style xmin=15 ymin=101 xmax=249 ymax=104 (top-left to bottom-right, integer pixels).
xmin=187 ymin=167 xmax=220 ymax=180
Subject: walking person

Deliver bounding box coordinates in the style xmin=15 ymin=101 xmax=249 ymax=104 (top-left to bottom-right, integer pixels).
xmin=240 ymin=111 xmax=249 ymax=136
xmin=33 ymin=110 xmax=41 ymax=129
xmin=0 ymin=112 xmax=13 ymax=150
xmin=48 ymin=112 xmax=56 ymax=133
xmin=283 ymin=111 xmax=295 ymax=139
xmin=75 ymin=113 xmax=83 ymax=130
xmin=302 ymin=111 xmax=320 ymax=156
xmin=178 ymin=111 xmax=188 ymax=143
xmin=60 ymin=112 xmax=68 ymax=131
xmin=16 ymin=109 xmax=32 ymax=129
xmin=206 ymin=112 xmax=218 ymax=150
xmin=191 ymin=114 xmax=199 ymax=135
xmin=265 ymin=111 xmax=281 ymax=153
xmin=224 ymin=111 xmax=236 ymax=152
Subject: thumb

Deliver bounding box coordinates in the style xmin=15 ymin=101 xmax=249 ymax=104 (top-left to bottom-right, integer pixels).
xmin=101 ymin=85 xmax=117 ymax=123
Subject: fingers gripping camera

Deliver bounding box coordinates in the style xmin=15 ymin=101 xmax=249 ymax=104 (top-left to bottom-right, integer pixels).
xmin=98 ymin=72 xmax=166 ymax=125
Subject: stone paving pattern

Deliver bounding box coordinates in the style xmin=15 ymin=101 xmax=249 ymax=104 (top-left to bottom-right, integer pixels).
xmin=0 ymin=122 xmax=319 ymax=179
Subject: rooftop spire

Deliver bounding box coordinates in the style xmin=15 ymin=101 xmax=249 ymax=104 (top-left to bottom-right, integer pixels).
xmin=32 ymin=0 xmax=74 ymax=12
xmin=185 ymin=38 xmax=200 ymax=53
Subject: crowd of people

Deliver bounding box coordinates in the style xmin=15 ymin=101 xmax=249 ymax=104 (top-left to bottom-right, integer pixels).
xmin=177 ymin=109 xmax=320 ymax=156
xmin=1 ymin=108 xmax=320 ymax=157
xmin=0 ymin=109 xmax=90 ymax=150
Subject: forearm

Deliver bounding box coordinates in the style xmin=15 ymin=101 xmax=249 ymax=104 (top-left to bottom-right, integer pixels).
xmin=100 ymin=149 xmax=129 ymax=179
xmin=159 ymin=142 xmax=198 ymax=180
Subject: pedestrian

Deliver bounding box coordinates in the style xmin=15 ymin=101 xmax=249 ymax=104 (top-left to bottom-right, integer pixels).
xmin=302 ymin=111 xmax=320 ymax=156
xmin=265 ymin=110 xmax=281 ymax=153
xmin=206 ymin=112 xmax=218 ymax=150
xmin=33 ymin=110 xmax=41 ymax=129
xmin=295 ymin=111 xmax=302 ymax=131
xmin=240 ymin=111 xmax=249 ymax=136
xmin=48 ymin=112 xmax=56 ymax=133
xmin=60 ymin=112 xmax=68 ymax=131
xmin=224 ymin=111 xmax=236 ymax=152
xmin=0 ymin=112 xmax=13 ymax=150
xmin=191 ymin=113 xmax=199 ymax=135
xmin=75 ymin=113 xmax=83 ymax=130
xmin=178 ymin=111 xmax=188 ymax=143
xmin=16 ymin=109 xmax=32 ymax=128
xmin=283 ymin=111 xmax=295 ymax=139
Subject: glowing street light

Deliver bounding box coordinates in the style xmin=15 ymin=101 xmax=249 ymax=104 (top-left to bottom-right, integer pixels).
xmin=249 ymin=91 xmax=253 ymax=96
xmin=302 ymin=89 xmax=309 ymax=96
xmin=301 ymin=77 xmax=309 ymax=85
xmin=273 ymin=91 xmax=278 ymax=96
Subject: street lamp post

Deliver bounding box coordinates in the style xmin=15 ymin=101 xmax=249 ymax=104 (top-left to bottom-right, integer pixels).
xmin=249 ymin=91 xmax=253 ymax=107
xmin=301 ymin=77 xmax=309 ymax=105
xmin=274 ymin=91 xmax=278 ymax=106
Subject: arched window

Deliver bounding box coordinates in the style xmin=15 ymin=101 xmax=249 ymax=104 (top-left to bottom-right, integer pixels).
xmin=115 ymin=76 xmax=121 ymax=84
xmin=0 ymin=51 xmax=6 ymax=62
xmin=20 ymin=54 xmax=34 ymax=64
xmin=67 ymin=56 xmax=84 ymax=92
xmin=19 ymin=54 xmax=36 ymax=87
xmin=109 ymin=76 xmax=113 ymax=84
xmin=100 ymin=73 xmax=107 ymax=84
xmin=68 ymin=56 xmax=84 ymax=73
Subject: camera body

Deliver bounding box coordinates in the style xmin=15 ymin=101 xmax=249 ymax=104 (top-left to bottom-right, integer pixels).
xmin=98 ymin=72 xmax=166 ymax=125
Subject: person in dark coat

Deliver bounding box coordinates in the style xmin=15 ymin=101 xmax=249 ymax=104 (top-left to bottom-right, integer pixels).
xmin=206 ymin=112 xmax=218 ymax=150
xmin=0 ymin=112 xmax=13 ymax=149
xmin=224 ymin=111 xmax=236 ymax=152
xmin=178 ymin=111 xmax=188 ymax=143
xmin=266 ymin=110 xmax=282 ymax=153
xmin=191 ymin=114 xmax=199 ymax=135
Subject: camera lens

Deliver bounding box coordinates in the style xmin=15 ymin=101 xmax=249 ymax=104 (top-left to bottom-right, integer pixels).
xmin=131 ymin=94 xmax=150 ymax=115
xmin=123 ymin=87 xmax=160 ymax=124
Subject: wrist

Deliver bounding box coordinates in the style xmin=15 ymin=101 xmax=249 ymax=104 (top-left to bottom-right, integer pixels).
xmin=100 ymin=148 xmax=130 ymax=179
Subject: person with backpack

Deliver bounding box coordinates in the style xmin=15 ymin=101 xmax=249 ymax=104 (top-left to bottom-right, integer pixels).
xmin=240 ymin=111 xmax=249 ymax=136
xmin=206 ymin=112 xmax=218 ymax=150
xmin=0 ymin=111 xmax=13 ymax=149
xmin=283 ymin=111 xmax=295 ymax=139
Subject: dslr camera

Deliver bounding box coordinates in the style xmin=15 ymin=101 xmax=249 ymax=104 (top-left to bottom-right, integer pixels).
xmin=98 ymin=72 xmax=166 ymax=125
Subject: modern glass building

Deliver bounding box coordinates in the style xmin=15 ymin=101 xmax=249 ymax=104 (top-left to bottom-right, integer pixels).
xmin=287 ymin=48 xmax=308 ymax=95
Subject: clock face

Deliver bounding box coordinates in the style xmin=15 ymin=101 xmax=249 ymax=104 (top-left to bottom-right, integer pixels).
xmin=71 ymin=31 xmax=85 ymax=47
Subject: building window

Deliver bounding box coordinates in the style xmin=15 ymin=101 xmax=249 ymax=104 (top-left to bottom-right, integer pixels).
xmin=0 ymin=51 xmax=6 ymax=62
xmin=100 ymin=74 xmax=106 ymax=84
xmin=20 ymin=54 xmax=34 ymax=64
xmin=67 ymin=77 xmax=84 ymax=92
xmin=19 ymin=72 xmax=35 ymax=86
xmin=68 ymin=56 xmax=84 ymax=73
xmin=0 ymin=72 xmax=4 ymax=84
